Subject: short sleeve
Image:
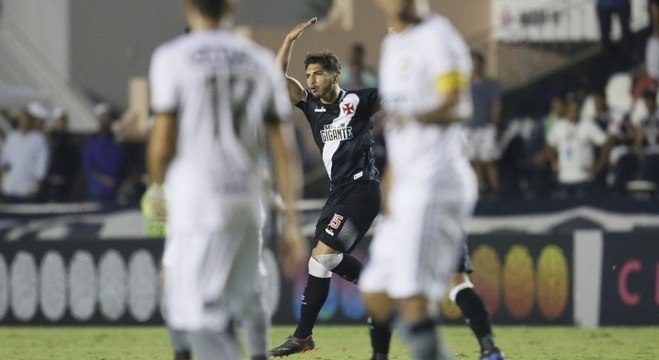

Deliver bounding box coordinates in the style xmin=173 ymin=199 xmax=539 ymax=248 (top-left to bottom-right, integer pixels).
xmin=427 ymin=20 xmax=471 ymax=93
xmin=149 ymin=46 xmax=178 ymax=114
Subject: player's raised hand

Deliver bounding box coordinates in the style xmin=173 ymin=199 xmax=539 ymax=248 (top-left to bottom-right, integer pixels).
xmin=278 ymin=220 xmax=308 ymax=280
xmin=285 ymin=17 xmax=318 ymax=42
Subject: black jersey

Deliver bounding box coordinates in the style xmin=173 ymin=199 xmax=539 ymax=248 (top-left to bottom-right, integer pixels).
xmin=296 ymin=88 xmax=379 ymax=189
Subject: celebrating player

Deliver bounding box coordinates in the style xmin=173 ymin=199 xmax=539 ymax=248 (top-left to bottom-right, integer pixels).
xmin=143 ymin=0 xmax=307 ymax=359
xmin=269 ymin=17 xmax=386 ymax=358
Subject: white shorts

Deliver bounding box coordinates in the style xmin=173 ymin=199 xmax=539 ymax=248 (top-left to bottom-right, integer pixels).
xmin=162 ymin=202 xmax=261 ymax=332
xmin=359 ymin=168 xmax=477 ymax=300
xmin=465 ymin=125 xmax=499 ymax=161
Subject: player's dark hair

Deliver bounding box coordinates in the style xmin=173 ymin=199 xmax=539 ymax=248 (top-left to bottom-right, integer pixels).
xmin=191 ymin=0 xmax=227 ymax=20
xmin=304 ymin=51 xmax=341 ymax=74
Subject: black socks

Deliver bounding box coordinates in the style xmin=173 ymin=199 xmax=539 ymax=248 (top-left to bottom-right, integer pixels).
xmin=293 ymin=275 xmax=330 ymax=338
xmin=454 ymin=287 xmax=495 ymax=353
xmin=330 ymin=253 xmax=363 ymax=283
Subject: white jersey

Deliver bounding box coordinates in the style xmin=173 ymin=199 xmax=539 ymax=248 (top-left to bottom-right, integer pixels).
xmin=378 ymin=14 xmax=475 ymax=199
xmin=149 ymin=29 xmax=291 ymax=232
xmin=0 ymin=130 xmax=49 ymax=197
xmin=546 ymin=118 xmax=608 ymax=184
xmin=150 ymin=30 xmax=290 ymax=332
xmin=360 ymin=15 xmax=478 ymax=300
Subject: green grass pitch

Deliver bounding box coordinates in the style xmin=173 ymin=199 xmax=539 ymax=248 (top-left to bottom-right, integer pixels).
xmin=0 ymin=325 xmax=657 ymax=359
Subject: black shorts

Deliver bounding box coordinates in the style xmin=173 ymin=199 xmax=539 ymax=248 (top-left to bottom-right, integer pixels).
xmin=456 ymin=241 xmax=474 ymax=273
xmin=314 ymin=180 xmax=381 ymax=252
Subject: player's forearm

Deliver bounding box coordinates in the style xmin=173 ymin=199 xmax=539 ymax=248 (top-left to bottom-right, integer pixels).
xmin=146 ymin=114 xmax=177 ymax=185
xmin=146 ymin=146 xmax=170 ymax=185
xmin=268 ymin=122 xmax=303 ymax=221
xmin=415 ymin=91 xmax=461 ymax=124
xmin=276 ymin=36 xmax=296 ymax=74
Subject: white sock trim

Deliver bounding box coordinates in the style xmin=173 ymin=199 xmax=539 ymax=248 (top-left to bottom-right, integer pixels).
xmin=308 ymin=257 xmax=332 ymax=278
xmin=449 ymin=281 xmax=474 ymax=303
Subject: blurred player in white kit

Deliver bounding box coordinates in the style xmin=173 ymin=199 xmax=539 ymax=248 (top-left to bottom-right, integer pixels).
xmin=143 ymin=0 xmax=307 ymax=359
xmin=360 ymin=0 xmax=482 ymax=359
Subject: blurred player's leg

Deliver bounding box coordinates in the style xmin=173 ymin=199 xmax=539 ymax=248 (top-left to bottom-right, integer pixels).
xmin=368 ymin=316 xmax=392 ymax=360
xmin=189 ymin=328 xmax=241 ymax=360
xmin=243 ymin=263 xmax=270 ymax=360
xmin=168 ymin=328 xmax=192 ymax=360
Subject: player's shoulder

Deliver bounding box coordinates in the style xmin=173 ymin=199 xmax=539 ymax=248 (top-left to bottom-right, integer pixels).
xmin=422 ymin=14 xmax=460 ymax=37
xmin=346 ymin=87 xmax=378 ymax=99
xmin=156 ymin=33 xmax=190 ymax=52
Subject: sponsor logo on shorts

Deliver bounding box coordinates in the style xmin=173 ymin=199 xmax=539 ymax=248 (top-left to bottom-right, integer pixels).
xmin=353 ymin=171 xmax=363 ymax=180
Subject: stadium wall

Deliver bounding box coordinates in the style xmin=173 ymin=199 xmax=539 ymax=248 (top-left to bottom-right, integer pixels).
xmin=0 ymin=202 xmax=657 ymax=326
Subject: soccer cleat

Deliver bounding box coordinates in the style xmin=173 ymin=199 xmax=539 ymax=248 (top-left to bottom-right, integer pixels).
xmin=480 ymin=347 xmax=504 ymax=360
xmin=269 ymin=335 xmax=315 ymax=357
xmin=371 ymin=353 xmax=389 ymax=360
xmin=173 ymin=349 xmax=191 ymax=360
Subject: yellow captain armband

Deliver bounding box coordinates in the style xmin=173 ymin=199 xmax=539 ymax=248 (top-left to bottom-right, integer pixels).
xmin=434 ymin=71 xmax=470 ymax=93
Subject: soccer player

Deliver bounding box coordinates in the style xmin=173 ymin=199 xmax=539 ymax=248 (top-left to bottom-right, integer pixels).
xmin=269 ymin=18 xmax=384 ymax=358
xmin=161 ymin=183 xmax=284 ymax=360
xmin=360 ymin=0 xmax=503 ymax=359
xmin=143 ymin=1 xmax=307 ymax=359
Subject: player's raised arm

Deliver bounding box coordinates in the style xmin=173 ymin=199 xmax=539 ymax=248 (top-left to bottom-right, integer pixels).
xmin=276 ymin=17 xmax=317 ymax=105
xmin=266 ymin=118 xmax=308 ymax=279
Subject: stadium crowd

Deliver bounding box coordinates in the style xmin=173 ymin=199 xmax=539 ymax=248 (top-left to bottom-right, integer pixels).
xmin=3 ymin=69 xmax=659 ymax=205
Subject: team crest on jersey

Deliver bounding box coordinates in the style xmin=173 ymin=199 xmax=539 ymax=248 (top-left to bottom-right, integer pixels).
xmin=340 ymin=98 xmax=357 ymax=116
xmin=342 ymin=103 xmax=354 ymax=115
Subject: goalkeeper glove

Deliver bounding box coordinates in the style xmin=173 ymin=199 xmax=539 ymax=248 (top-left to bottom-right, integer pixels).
xmin=141 ymin=184 xmax=167 ymax=238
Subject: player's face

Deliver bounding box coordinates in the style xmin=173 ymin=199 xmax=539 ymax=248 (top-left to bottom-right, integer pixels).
xmin=376 ymin=0 xmax=417 ymax=21
xmin=305 ymin=63 xmax=338 ymax=98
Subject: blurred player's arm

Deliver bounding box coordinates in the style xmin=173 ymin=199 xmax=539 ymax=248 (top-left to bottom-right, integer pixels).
xmin=143 ymin=112 xmax=177 ymax=219
xmin=267 ymin=118 xmax=308 ymax=279
xmin=276 ymin=17 xmax=317 ymax=104
xmin=414 ymin=70 xmax=470 ymax=125
xmin=380 ymin=163 xmax=392 ymax=215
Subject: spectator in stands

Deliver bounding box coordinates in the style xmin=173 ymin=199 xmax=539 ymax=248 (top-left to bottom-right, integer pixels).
xmin=590 ymin=89 xmax=627 ymax=192
xmin=546 ymin=94 xmax=614 ymax=198
xmin=46 ymin=107 xmax=80 ymax=202
xmin=466 ymin=50 xmax=502 ymax=198
xmin=629 ymin=65 xmax=657 ymax=120
xmin=645 ymin=0 xmax=659 ymax=80
xmin=526 ymin=95 xmax=567 ymax=198
xmin=0 ymin=106 xmax=50 ymax=203
xmin=340 ymin=42 xmax=377 ymax=90
xmin=544 ymin=95 xmax=566 ymax=136
xmin=596 ymin=0 xmax=632 ymax=69
xmin=81 ymin=103 xmax=127 ymax=203
xmin=634 ymin=90 xmax=659 ymax=187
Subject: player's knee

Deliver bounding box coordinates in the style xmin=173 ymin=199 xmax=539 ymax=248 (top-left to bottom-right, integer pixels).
xmin=312 ymin=253 xmax=344 ymax=271
xmin=307 ymin=257 xmax=332 ymax=278
xmin=448 ymin=280 xmax=474 ymax=303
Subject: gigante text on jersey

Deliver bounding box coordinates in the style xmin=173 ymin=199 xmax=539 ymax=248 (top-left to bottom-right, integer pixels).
xmin=320 ymin=123 xmax=353 ymax=142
